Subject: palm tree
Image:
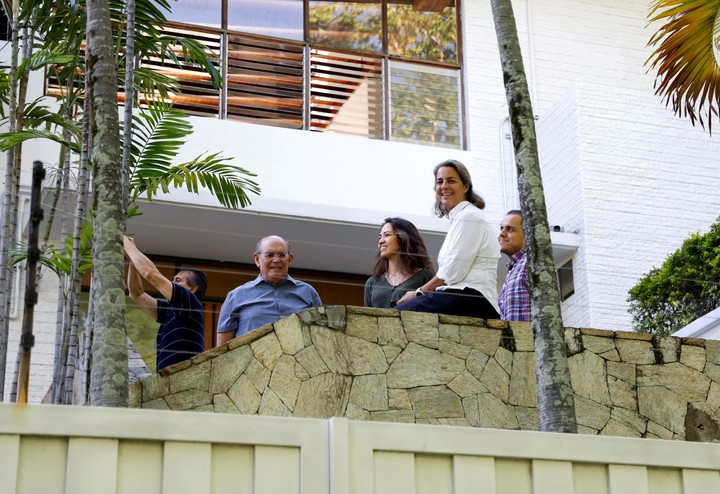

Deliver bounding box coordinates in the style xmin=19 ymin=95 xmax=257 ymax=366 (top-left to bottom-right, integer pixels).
xmin=0 ymin=0 xmax=260 ymax=404
xmin=489 ymin=0 xmax=577 ymax=433
xmin=646 ymin=0 xmax=720 ymax=130
xmin=85 ymin=0 xmax=128 ymax=407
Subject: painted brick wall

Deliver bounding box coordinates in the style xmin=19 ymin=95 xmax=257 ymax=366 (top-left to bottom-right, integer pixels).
xmin=539 ymin=83 xmax=720 ymax=330
xmin=4 ymin=272 xmax=60 ymax=402
xmin=461 ymin=0 xmax=657 ymax=221
xmin=463 ymin=1 xmax=720 ymax=330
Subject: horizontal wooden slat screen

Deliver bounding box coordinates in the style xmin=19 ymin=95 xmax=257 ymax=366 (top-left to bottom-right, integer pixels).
xmin=139 ymin=25 xmax=222 ymax=117
xmin=389 ymin=61 xmax=462 ymax=149
xmin=225 ymin=34 xmax=305 ymax=129
xmin=310 ymin=48 xmax=384 ymax=139
xmin=44 ymin=23 xmax=465 ymax=147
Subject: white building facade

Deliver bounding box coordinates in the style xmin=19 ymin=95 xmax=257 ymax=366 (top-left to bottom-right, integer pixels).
xmin=3 ymin=0 xmax=720 ymax=401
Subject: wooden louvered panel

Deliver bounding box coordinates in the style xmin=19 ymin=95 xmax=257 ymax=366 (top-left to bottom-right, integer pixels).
xmin=226 ymin=34 xmax=304 ymax=129
xmin=309 ymin=49 xmax=383 ymax=138
xmin=139 ymin=26 xmax=221 ymax=117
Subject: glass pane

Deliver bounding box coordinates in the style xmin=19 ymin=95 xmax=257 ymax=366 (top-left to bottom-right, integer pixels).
xmin=79 ymin=292 xmax=158 ymax=372
xmin=388 ymin=0 xmax=457 ymax=63
xmin=228 ymin=0 xmax=304 ymax=41
xmin=390 ymin=62 xmax=461 ymax=148
xmin=310 ymin=49 xmax=384 ymax=139
xmin=309 ymin=1 xmax=381 ymax=53
xmin=165 ymin=0 xmax=222 ymax=29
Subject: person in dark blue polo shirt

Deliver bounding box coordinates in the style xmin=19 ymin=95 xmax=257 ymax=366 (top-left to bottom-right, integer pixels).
xmin=124 ymin=236 xmax=206 ymax=372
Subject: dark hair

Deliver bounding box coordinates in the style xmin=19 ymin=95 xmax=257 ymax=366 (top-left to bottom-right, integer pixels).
xmin=179 ymin=268 xmax=207 ymax=300
xmin=506 ymin=209 xmax=522 ymax=216
xmin=371 ymin=217 xmax=434 ymax=278
xmin=432 ymin=159 xmax=485 ymax=217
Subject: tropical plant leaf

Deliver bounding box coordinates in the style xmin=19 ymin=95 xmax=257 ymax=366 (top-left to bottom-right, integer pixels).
xmin=21 ymin=98 xmax=82 ymax=133
xmin=646 ymin=0 xmax=720 ymax=131
xmin=10 ymin=220 xmax=93 ymax=281
xmin=128 ymin=102 xmax=259 ymax=209
xmin=133 ymin=153 xmax=259 ymax=209
xmin=0 ymin=129 xmax=81 ymax=153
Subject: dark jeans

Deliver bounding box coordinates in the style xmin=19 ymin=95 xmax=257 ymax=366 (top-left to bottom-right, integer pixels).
xmin=394 ymin=287 xmax=500 ymax=319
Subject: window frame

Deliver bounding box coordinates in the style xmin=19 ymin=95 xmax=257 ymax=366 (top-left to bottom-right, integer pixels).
xmin=155 ymin=0 xmax=467 ymax=148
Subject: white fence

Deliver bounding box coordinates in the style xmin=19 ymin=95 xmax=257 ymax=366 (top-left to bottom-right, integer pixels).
xmin=1 ymin=404 xmax=720 ymax=494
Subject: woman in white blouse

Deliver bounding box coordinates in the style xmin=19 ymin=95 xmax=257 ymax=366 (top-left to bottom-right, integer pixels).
xmin=394 ymin=159 xmax=500 ymax=319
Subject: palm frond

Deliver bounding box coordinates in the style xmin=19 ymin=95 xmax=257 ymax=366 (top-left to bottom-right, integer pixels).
xmin=21 ymin=98 xmax=82 ymax=133
xmin=646 ymin=0 xmax=720 ymax=131
xmin=129 ymin=101 xmax=192 ymax=178
xmin=128 ymin=102 xmax=260 ymax=209
xmin=0 ymin=129 xmax=81 ymax=153
xmin=11 ymin=221 xmax=93 ymax=280
xmin=134 ymin=154 xmax=260 ymax=209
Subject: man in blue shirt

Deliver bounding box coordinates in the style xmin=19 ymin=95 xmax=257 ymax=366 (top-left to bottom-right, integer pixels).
xmin=216 ymin=235 xmax=322 ymax=344
xmin=124 ymin=236 xmax=207 ymax=371
xmin=497 ymin=210 xmax=531 ymax=322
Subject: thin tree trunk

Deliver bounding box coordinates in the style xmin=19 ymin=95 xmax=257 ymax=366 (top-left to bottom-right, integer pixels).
xmin=86 ymin=0 xmax=128 ymax=407
xmin=490 ymin=0 xmax=577 ymax=433
xmin=74 ymin=55 xmax=94 ymax=406
xmin=65 ymin=93 xmax=93 ymax=405
xmin=51 ymin=127 xmax=74 ymax=403
xmin=122 ymin=0 xmax=136 ymax=222
xmin=0 ymin=0 xmax=21 ymax=402
xmin=8 ymin=9 xmax=38 ymax=403
xmin=78 ymin=283 xmax=94 ymax=405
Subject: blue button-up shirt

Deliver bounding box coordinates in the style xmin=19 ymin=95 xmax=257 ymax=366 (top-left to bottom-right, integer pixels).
xmin=217 ymin=274 xmax=322 ymax=337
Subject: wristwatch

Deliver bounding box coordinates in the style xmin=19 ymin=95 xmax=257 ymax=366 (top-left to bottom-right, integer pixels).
xmin=415 ymin=288 xmax=425 ymax=297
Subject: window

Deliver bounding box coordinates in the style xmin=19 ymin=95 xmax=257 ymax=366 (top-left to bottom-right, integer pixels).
xmin=557 ymin=259 xmax=575 ymax=301
xmin=154 ymin=0 xmax=464 ymax=148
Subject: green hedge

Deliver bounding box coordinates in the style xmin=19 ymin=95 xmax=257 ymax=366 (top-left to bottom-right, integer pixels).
xmin=628 ymin=217 xmax=720 ymax=336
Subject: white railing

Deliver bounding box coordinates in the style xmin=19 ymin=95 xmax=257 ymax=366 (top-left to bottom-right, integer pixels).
xmin=1 ymin=403 xmax=719 ymax=494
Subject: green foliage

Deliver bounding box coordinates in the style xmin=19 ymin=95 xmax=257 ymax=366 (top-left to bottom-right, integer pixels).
xmin=628 ymin=217 xmax=720 ymax=336
xmin=128 ymin=102 xmax=259 ymax=209
xmin=11 ymin=218 xmax=93 ymax=283
xmin=0 ymin=128 xmax=81 ymax=153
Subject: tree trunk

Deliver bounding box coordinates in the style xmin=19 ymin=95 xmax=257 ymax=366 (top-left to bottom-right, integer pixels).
xmin=0 ymin=0 xmax=22 ymax=402
xmin=51 ymin=127 xmax=74 ymax=403
xmin=122 ymin=0 xmax=136 ymax=223
xmin=86 ymin=0 xmax=128 ymax=407
xmin=66 ymin=93 xmax=93 ymax=405
xmin=490 ymin=0 xmax=577 ymax=433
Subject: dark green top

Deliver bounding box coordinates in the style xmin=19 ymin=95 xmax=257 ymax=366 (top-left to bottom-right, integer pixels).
xmin=364 ymin=268 xmax=435 ymax=309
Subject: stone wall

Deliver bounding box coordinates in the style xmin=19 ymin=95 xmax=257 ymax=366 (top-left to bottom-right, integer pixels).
xmin=129 ymin=306 xmax=720 ymax=442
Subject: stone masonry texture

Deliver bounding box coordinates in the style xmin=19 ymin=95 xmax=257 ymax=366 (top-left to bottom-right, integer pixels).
xmin=129 ymin=306 xmax=720 ymax=442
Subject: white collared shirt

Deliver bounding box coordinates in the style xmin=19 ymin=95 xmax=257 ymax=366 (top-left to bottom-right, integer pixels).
xmin=435 ymin=201 xmax=500 ymax=312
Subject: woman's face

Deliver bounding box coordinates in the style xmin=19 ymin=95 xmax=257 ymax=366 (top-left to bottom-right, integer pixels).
xmin=378 ymin=222 xmax=401 ymax=260
xmin=435 ymin=166 xmax=469 ymax=212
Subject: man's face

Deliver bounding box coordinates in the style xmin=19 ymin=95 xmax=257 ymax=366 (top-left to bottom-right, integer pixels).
xmin=173 ymin=271 xmax=197 ymax=294
xmin=254 ymin=238 xmax=293 ymax=286
xmin=498 ymin=214 xmax=526 ymax=256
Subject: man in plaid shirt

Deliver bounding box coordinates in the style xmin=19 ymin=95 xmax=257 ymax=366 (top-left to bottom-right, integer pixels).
xmin=497 ymin=210 xmax=530 ymax=321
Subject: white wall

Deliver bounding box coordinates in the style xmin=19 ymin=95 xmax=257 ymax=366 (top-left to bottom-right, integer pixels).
xmin=3 ymin=270 xmax=61 ymax=403
xmin=540 ymin=83 xmax=720 ymax=330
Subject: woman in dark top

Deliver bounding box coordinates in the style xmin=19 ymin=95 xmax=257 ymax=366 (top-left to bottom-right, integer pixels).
xmin=364 ymin=217 xmax=435 ymax=308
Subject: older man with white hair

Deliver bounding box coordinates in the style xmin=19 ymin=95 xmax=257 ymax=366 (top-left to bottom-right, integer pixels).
xmin=216 ymin=235 xmax=322 ymax=345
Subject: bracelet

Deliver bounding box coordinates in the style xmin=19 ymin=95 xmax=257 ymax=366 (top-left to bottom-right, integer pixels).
xmin=415 ymin=288 xmax=425 ymax=297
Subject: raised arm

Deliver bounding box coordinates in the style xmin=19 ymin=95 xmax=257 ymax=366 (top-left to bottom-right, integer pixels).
xmin=124 ymin=236 xmax=173 ymax=301
xmin=127 ymin=262 xmax=159 ymax=320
